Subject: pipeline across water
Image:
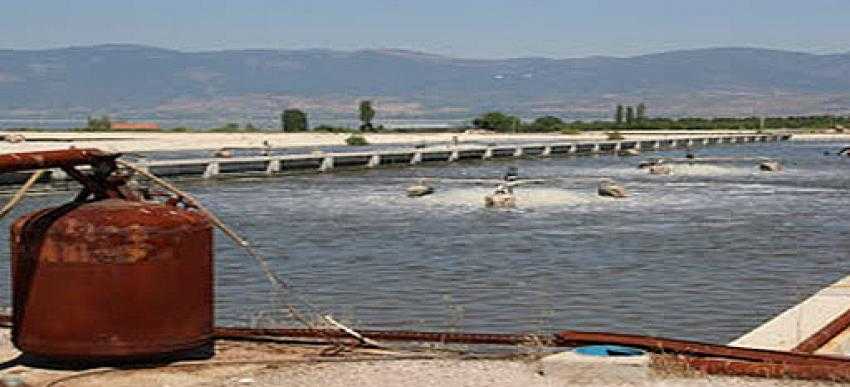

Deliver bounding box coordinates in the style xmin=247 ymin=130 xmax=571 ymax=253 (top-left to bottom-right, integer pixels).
xmin=0 ymin=140 xmax=847 ymax=345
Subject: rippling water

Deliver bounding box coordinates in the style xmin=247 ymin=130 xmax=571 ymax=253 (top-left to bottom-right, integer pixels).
xmin=1 ymin=140 xmax=849 ymax=343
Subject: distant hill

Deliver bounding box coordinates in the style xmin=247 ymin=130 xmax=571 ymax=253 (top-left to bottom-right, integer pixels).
xmin=1 ymin=44 xmax=849 ymax=123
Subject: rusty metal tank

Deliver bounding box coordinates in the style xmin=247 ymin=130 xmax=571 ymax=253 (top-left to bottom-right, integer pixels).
xmin=0 ymin=149 xmax=214 ymax=361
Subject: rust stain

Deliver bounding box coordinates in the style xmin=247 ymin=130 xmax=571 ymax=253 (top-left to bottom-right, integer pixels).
xmin=0 ymin=148 xmax=117 ymax=173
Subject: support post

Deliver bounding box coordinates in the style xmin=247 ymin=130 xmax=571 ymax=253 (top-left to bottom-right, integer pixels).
xmin=367 ymin=154 xmax=381 ymax=168
xmin=266 ymin=159 xmax=281 ymax=174
xmin=448 ymin=150 xmax=460 ymax=162
xmin=514 ymin=147 xmax=524 ymax=157
xmin=542 ymin=146 xmax=552 ymax=157
xmin=319 ymin=156 xmax=334 ymax=172
xmin=203 ymin=161 xmax=219 ymax=179
xmin=483 ymin=148 xmax=494 ymax=159
xmin=410 ymin=152 xmax=422 ymax=165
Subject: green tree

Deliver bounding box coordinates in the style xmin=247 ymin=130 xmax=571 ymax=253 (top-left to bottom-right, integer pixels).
xmin=359 ymin=100 xmax=376 ymax=130
xmin=530 ymin=116 xmax=565 ymax=131
xmin=86 ymin=115 xmax=112 ymax=131
xmin=625 ymin=106 xmax=635 ymax=125
xmin=282 ymin=109 xmax=309 ymax=132
xmin=607 ymin=131 xmax=625 ymax=140
xmin=615 ymin=105 xmax=624 ymax=124
xmin=636 ymin=103 xmax=647 ymax=121
xmin=472 ymin=112 xmax=521 ymax=132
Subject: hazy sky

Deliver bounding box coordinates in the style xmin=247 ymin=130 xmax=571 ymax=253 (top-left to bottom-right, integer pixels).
xmin=1 ymin=0 xmax=848 ymax=58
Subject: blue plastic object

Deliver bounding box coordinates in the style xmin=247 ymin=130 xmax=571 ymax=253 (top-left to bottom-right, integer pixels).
xmin=574 ymin=345 xmax=645 ymax=357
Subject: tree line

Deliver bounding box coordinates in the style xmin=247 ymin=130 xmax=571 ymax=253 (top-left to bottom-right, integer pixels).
xmin=470 ymin=104 xmax=850 ymax=133
xmin=82 ymin=102 xmax=850 ymax=133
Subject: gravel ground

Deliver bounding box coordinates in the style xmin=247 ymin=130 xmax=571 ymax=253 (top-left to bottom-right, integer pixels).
xmin=41 ymin=356 xmax=850 ymax=387
xmin=0 ymin=328 xmax=848 ymax=386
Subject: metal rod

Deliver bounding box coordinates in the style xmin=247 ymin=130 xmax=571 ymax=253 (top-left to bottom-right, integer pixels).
xmin=213 ymin=326 xmax=554 ymax=346
xmin=0 ymin=149 xmax=116 ymax=173
xmin=793 ymin=308 xmax=850 ymax=353
xmin=654 ymin=355 xmax=850 ymax=382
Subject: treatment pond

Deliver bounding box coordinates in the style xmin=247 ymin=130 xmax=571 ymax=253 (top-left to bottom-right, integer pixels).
xmin=0 ymin=140 xmax=847 ymax=344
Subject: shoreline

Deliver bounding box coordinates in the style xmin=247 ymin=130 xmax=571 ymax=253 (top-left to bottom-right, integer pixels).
xmin=0 ymin=130 xmax=844 ymax=154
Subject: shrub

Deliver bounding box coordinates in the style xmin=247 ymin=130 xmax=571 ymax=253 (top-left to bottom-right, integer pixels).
xmin=607 ymin=131 xmax=625 ymax=140
xmin=345 ymin=134 xmax=369 ymax=146
xmin=472 ymin=112 xmax=521 ymax=132
xmin=85 ymin=115 xmax=112 ymax=131
xmin=526 ymin=116 xmax=565 ymax=132
xmin=561 ymin=127 xmax=582 ymax=135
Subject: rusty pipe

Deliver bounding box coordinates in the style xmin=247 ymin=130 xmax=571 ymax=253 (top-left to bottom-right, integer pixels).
xmin=653 ymin=355 xmax=850 ymax=382
xmin=0 ymin=149 xmax=117 ymax=174
xmin=214 ymin=326 xmax=555 ymax=346
xmin=793 ymin=308 xmax=850 ymax=353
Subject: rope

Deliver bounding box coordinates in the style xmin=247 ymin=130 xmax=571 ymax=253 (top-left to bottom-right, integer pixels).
xmin=117 ymin=160 xmax=293 ymax=292
xmin=0 ymin=169 xmax=46 ymax=219
xmin=116 ymin=160 xmax=386 ymax=347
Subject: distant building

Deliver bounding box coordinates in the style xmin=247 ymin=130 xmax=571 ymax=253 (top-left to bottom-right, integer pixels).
xmin=111 ymin=121 xmax=160 ymax=131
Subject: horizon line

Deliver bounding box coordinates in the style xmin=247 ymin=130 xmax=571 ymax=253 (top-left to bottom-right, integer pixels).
xmin=1 ymin=43 xmax=848 ymax=61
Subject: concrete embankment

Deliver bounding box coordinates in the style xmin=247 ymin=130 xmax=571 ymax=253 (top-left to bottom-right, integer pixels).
xmin=732 ymin=275 xmax=850 ymax=355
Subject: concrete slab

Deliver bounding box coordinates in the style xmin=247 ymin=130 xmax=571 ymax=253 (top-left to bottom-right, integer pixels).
xmin=731 ymin=275 xmax=850 ymax=352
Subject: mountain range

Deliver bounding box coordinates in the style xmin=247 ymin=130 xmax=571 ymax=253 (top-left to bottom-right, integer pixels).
xmin=1 ymin=44 xmax=849 ymax=123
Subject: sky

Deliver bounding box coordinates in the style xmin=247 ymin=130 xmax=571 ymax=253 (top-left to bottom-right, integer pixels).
xmin=1 ymin=0 xmax=849 ymax=58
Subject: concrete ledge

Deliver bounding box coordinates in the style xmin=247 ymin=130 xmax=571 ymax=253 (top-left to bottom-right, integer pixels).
xmin=730 ymin=275 xmax=850 ymax=353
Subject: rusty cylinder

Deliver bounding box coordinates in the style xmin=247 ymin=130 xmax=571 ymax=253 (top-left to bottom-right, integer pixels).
xmin=10 ymin=198 xmax=213 ymax=360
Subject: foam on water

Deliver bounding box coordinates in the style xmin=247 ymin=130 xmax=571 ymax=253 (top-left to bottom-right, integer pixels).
xmin=417 ymin=187 xmax=611 ymax=208
xmin=670 ymin=163 xmax=759 ymax=177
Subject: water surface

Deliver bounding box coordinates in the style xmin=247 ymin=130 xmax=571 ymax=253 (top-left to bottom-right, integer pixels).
xmin=1 ymin=141 xmax=848 ymax=343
